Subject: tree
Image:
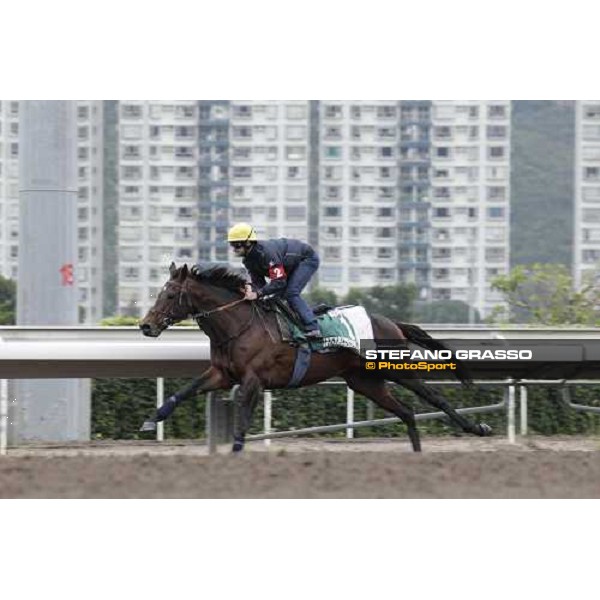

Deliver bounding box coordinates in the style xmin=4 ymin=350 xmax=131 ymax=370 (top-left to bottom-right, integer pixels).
xmin=490 ymin=263 xmax=600 ymax=325
xmin=342 ymin=284 xmax=417 ymax=321
xmin=0 ymin=275 xmax=16 ymax=325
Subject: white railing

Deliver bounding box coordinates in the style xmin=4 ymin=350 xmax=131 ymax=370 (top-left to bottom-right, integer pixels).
xmin=3 ymin=326 xmax=600 ymax=455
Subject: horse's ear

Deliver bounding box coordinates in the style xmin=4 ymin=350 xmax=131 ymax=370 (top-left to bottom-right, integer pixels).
xmin=169 ymin=262 xmax=177 ymax=278
xmin=180 ymin=264 xmax=189 ymax=281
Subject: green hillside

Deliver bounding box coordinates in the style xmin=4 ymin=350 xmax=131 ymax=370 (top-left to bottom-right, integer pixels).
xmin=510 ymin=100 xmax=575 ymax=267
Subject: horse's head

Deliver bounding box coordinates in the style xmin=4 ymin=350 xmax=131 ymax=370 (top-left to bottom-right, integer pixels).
xmin=140 ymin=262 xmax=248 ymax=338
xmin=139 ymin=262 xmax=193 ymax=337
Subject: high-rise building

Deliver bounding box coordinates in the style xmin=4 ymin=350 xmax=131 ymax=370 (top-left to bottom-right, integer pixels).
xmin=0 ymin=100 xmax=106 ymax=323
xmin=573 ymin=101 xmax=600 ymax=288
xmin=229 ymin=101 xmax=311 ymax=240
xmin=115 ymin=100 xmax=511 ymax=319
xmin=429 ymin=101 xmax=511 ymax=317
xmin=318 ymin=101 xmax=401 ymax=295
xmin=76 ymin=101 xmax=106 ymax=323
xmin=117 ymin=100 xmax=198 ymax=316
xmin=198 ymin=101 xmax=230 ymax=263
xmin=0 ymin=100 xmax=20 ymax=281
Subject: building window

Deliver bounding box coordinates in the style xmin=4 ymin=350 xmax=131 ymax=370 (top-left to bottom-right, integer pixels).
xmin=487 ymin=125 xmax=507 ymax=140
xmin=324 ymin=127 xmax=342 ymax=140
xmin=286 ymin=126 xmax=306 ymax=140
xmin=487 ymin=207 xmax=505 ymax=219
xmin=232 ymin=167 xmax=252 ymax=179
xmin=488 ymin=105 xmax=507 ymax=119
xmin=487 ymin=186 xmax=506 ymax=201
xmin=323 ymin=206 xmax=342 ymax=218
xmin=122 ymin=104 xmax=142 ymax=118
xmin=584 ymin=105 xmax=600 ymax=120
xmin=324 ymin=105 xmax=342 ymax=119
xmin=377 ymin=105 xmax=396 ymax=119
xmin=286 ymin=104 xmax=306 ymax=119
xmin=233 ymin=126 xmax=252 ymax=140
xmin=583 ymin=208 xmax=600 ymax=223
xmin=434 ymin=126 xmax=452 ymax=139
xmin=122 ymin=125 xmax=142 ymax=140
xmin=433 ymin=207 xmax=451 ymax=218
xmin=122 ymin=166 xmax=142 ymax=180
xmin=485 ymin=247 xmax=506 ymax=262
xmin=376 ymin=227 xmax=393 ymax=239
xmin=285 ymin=206 xmax=306 ymax=221
xmin=176 ymin=105 xmax=195 ymax=119
xmin=322 ymin=227 xmax=342 ymax=240
xmin=286 ymin=146 xmax=306 ymax=160
xmin=286 ymin=186 xmax=306 ymax=201
xmin=488 ymin=146 xmax=506 ymax=159
xmin=582 ymin=187 xmax=600 ymax=202
xmin=325 ymin=146 xmax=342 ymax=159
xmin=233 ymin=105 xmax=252 ymax=118
xmin=583 ymin=125 xmax=600 ymax=141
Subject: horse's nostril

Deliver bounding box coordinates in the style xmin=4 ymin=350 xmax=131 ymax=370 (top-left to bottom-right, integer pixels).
xmin=140 ymin=323 xmax=151 ymax=333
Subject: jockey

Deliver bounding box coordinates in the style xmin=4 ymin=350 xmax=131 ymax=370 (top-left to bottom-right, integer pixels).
xmin=226 ymin=222 xmax=322 ymax=339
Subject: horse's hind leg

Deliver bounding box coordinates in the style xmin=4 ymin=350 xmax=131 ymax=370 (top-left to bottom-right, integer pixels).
xmin=387 ymin=373 xmax=492 ymax=437
xmin=344 ymin=372 xmax=421 ymax=452
xmin=232 ymin=372 xmax=262 ymax=452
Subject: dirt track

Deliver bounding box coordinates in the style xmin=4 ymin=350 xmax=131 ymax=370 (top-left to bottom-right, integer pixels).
xmin=1 ymin=436 xmax=600 ymax=498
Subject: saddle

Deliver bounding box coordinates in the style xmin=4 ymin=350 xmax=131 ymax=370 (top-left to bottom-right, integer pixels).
xmin=259 ymin=297 xmax=366 ymax=354
xmin=258 ymin=297 xmax=374 ymax=386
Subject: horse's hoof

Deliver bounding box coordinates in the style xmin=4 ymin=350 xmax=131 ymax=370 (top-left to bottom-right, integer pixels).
xmin=139 ymin=420 xmax=157 ymax=432
xmin=232 ymin=441 xmax=244 ymax=453
xmin=478 ymin=423 xmax=493 ymax=436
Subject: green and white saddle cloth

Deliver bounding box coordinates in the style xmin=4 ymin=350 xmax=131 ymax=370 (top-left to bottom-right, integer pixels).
xmin=280 ymin=305 xmax=373 ymax=354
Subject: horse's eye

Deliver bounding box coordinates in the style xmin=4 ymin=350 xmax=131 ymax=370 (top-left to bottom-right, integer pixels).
xmin=167 ymin=293 xmax=176 ymax=300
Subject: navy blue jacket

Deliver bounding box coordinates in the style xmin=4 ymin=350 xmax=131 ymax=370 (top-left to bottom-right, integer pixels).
xmin=243 ymin=238 xmax=315 ymax=297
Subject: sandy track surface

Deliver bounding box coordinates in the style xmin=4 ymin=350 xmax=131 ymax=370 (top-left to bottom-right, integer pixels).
xmin=1 ymin=436 xmax=599 ymax=498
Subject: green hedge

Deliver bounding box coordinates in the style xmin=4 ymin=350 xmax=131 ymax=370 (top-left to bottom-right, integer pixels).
xmin=91 ymin=378 xmax=600 ymax=440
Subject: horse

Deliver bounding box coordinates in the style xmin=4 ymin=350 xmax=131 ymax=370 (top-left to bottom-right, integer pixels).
xmin=139 ymin=263 xmax=492 ymax=452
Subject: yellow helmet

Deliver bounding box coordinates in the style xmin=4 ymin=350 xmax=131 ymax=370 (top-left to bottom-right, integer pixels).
xmin=227 ymin=222 xmax=257 ymax=243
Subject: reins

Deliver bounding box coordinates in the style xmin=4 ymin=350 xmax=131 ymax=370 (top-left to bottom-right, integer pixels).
xmin=189 ymin=297 xmax=247 ymax=321
xmin=155 ymin=276 xmax=276 ymax=348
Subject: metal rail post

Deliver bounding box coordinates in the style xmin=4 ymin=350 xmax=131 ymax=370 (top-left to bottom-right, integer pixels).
xmin=346 ymin=387 xmax=355 ymax=439
xmin=1 ymin=379 xmax=7 ymax=456
xmin=156 ymin=377 xmax=164 ymax=442
xmin=205 ymin=392 xmax=217 ymax=455
xmin=520 ymin=385 xmax=528 ymax=437
xmin=507 ymin=380 xmax=516 ymax=444
xmin=263 ymin=390 xmax=272 ymax=448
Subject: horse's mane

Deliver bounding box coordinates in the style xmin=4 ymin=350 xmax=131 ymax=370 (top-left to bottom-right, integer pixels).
xmin=188 ymin=263 xmax=248 ymax=292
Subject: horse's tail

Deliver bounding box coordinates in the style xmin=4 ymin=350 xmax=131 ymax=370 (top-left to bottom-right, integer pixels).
xmin=395 ymin=322 xmax=473 ymax=385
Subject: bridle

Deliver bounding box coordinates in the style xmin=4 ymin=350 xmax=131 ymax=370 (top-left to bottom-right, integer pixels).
xmin=152 ymin=280 xmax=261 ymax=347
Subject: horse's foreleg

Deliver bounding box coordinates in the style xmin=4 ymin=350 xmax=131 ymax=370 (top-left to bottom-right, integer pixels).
xmin=140 ymin=366 xmax=229 ymax=432
xmin=232 ymin=373 xmax=262 ymax=453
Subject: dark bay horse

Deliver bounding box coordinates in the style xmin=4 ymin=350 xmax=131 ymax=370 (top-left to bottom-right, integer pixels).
xmin=139 ymin=263 xmax=492 ymax=452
